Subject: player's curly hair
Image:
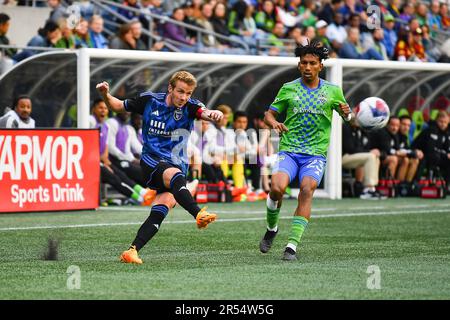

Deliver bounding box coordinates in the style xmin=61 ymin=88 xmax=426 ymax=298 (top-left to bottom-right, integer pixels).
xmin=294 ymin=40 xmax=329 ymax=61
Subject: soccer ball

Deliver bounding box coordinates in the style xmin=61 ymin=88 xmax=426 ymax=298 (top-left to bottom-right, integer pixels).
xmin=355 ymin=97 xmax=390 ymax=131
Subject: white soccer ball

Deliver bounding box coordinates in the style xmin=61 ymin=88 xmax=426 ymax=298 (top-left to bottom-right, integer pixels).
xmin=355 ymin=97 xmax=390 ymax=131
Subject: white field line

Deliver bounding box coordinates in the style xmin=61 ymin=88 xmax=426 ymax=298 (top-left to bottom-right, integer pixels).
xmin=0 ymin=208 xmax=449 ymax=232
xmin=100 ymin=204 xmax=450 ymax=213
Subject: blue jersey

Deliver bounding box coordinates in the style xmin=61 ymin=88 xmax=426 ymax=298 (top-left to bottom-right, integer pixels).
xmin=124 ymin=91 xmax=205 ymax=173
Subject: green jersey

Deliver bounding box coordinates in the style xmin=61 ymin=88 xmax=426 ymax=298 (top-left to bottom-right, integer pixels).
xmin=270 ymin=78 xmax=347 ymax=157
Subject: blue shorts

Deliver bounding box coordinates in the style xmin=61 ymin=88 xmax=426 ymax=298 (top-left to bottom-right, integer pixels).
xmin=272 ymin=152 xmax=326 ymax=185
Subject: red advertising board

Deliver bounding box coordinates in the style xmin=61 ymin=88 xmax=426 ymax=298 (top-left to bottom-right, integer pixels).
xmin=0 ymin=129 xmax=100 ymax=212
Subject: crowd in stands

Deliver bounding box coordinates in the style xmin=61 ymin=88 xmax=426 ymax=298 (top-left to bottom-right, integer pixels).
xmin=342 ymin=105 xmax=450 ymax=199
xmin=1 ymin=0 xmax=450 ymax=64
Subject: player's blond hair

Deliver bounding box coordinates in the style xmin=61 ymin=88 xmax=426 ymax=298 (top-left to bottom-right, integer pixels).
xmin=169 ymin=71 xmax=197 ymax=89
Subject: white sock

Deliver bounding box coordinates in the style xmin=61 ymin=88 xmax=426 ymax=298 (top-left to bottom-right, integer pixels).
xmin=139 ymin=188 xmax=148 ymax=197
xmin=266 ymin=196 xmax=278 ymax=211
xmin=286 ymin=243 xmax=297 ymax=252
xmin=267 ymin=225 xmax=278 ymax=232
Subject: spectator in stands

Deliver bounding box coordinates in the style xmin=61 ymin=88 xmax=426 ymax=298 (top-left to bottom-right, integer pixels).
xmin=347 ymin=13 xmax=362 ymax=33
xmin=182 ymin=1 xmax=202 ymax=39
xmin=90 ymin=98 xmax=155 ymax=206
xmin=427 ymin=0 xmax=442 ymax=36
xmin=13 ymin=20 xmax=61 ymax=62
xmin=288 ymin=0 xmax=318 ymax=28
xmin=73 ymin=0 xmax=95 ymax=20
xmin=342 ymin=119 xmax=383 ymax=199
xmin=106 ymin=110 xmax=146 ymax=186
xmin=0 ymin=95 xmax=35 ymax=128
xmin=47 ymin=0 xmax=66 ymax=24
xmin=129 ymin=20 xmax=149 ymax=50
xmin=313 ymin=20 xmax=335 ymax=57
xmin=55 ymin=18 xmax=76 ymax=49
xmin=398 ymin=115 xmax=423 ymax=183
xmin=317 ymin=0 xmax=344 ymax=25
xmin=339 ymin=27 xmax=384 ymax=60
xmin=206 ymin=104 xmax=242 ymax=186
xmin=228 ymin=1 xmax=266 ymax=51
xmin=288 ymin=26 xmax=305 ymax=48
xmin=302 ymin=25 xmax=316 ymax=42
xmin=386 ymin=0 xmax=401 ymax=20
xmin=339 ymin=0 xmax=365 ymax=25
xmin=163 ymin=0 xmax=186 ymax=16
xmin=109 ymin=23 xmax=139 ymax=50
xmin=191 ymin=0 xmax=204 ymax=20
xmin=439 ymin=3 xmax=450 ymax=29
xmin=196 ymin=2 xmax=222 ymax=49
xmin=326 ymin=11 xmax=347 ymax=52
xmin=233 ymin=111 xmax=261 ymax=193
xmin=399 ymin=2 xmax=415 ymax=25
xmin=412 ymin=111 xmax=450 ymax=190
xmin=362 ymin=28 xmax=389 ymax=60
xmin=0 ymin=13 xmax=16 ymax=59
xmin=255 ymin=0 xmax=277 ymax=33
xmin=415 ymin=3 xmax=428 ymax=27
xmin=89 ymin=15 xmax=109 ymax=49
xmin=421 ymin=24 xmax=441 ymax=62
xmin=382 ymin=14 xmax=397 ymax=59
xmin=369 ymin=116 xmax=406 ymax=179
xmin=162 ymin=7 xmax=196 ymax=51
xmin=189 ymin=119 xmax=225 ymax=183
xmin=211 ymin=2 xmax=234 ymax=45
xmin=74 ymin=18 xmax=94 ymax=48
xmin=253 ymin=111 xmax=274 ymax=194
xmin=400 ymin=27 xmax=427 ymax=62
xmin=267 ymin=22 xmax=289 ymax=56
xmin=118 ymin=0 xmax=141 ymax=21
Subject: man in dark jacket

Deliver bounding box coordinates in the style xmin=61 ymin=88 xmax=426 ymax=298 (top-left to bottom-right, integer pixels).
xmin=342 ymin=119 xmax=383 ymax=199
xmin=412 ymin=111 xmax=450 ymax=189
xmin=369 ymin=116 xmax=408 ymax=179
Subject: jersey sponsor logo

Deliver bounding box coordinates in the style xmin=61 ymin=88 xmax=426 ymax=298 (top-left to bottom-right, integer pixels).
xmin=174 ymin=108 xmax=183 ymax=121
xmin=292 ymin=107 xmax=325 ymax=116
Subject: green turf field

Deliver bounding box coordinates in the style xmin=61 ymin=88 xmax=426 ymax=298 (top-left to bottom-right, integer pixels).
xmin=0 ymin=198 xmax=449 ymax=300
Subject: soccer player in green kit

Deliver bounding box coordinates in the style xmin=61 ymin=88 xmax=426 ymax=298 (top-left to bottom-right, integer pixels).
xmin=260 ymin=41 xmax=353 ymax=261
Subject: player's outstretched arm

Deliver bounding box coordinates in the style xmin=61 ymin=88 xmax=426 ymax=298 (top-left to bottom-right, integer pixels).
xmin=264 ymin=110 xmax=288 ymax=134
xmin=201 ymin=109 xmax=223 ymax=124
xmin=96 ymin=81 xmax=126 ymax=113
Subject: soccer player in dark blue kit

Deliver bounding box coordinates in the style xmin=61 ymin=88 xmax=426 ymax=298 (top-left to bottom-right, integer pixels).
xmin=96 ymin=71 xmax=223 ymax=264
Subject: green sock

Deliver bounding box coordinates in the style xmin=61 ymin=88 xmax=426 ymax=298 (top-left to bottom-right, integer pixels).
xmin=133 ymin=185 xmax=143 ymax=194
xmin=266 ymin=207 xmax=280 ymax=230
xmin=287 ymin=216 xmax=309 ymax=249
xmin=131 ymin=191 xmax=141 ymax=201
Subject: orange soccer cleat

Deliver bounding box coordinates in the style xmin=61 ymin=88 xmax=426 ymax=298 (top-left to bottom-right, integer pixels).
xmin=142 ymin=189 xmax=157 ymax=206
xmin=196 ymin=207 xmax=217 ymax=229
xmin=119 ymin=245 xmax=143 ymax=264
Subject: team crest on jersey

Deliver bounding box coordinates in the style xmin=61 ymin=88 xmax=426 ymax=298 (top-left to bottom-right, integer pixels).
xmin=318 ymin=94 xmax=328 ymax=105
xmin=174 ymin=108 xmax=183 ymax=121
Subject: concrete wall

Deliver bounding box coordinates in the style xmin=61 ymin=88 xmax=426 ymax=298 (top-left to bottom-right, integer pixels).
xmin=0 ymin=5 xmax=52 ymax=47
